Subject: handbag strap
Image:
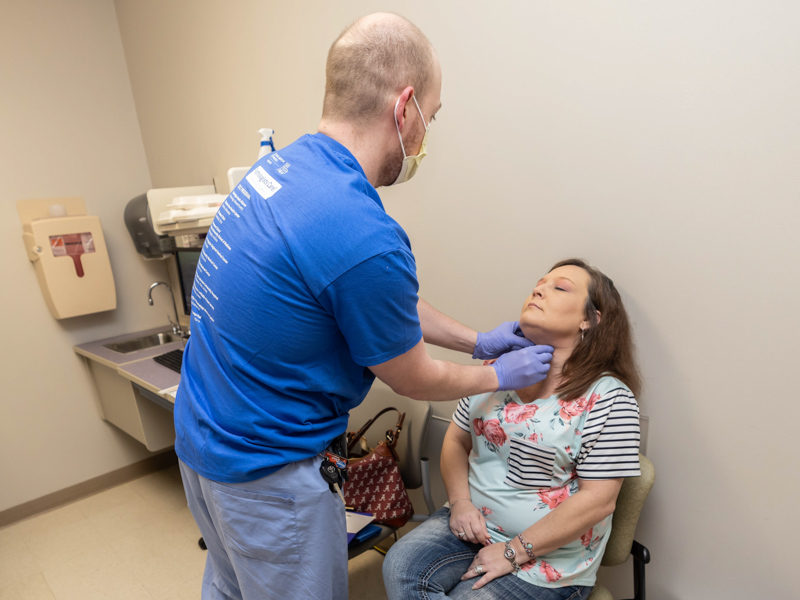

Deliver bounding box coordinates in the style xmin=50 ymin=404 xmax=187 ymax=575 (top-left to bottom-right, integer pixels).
xmin=347 ymin=407 xmax=406 ymax=453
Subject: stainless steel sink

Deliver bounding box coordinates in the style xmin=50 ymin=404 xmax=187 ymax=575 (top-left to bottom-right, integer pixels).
xmin=103 ymin=331 xmax=181 ymax=354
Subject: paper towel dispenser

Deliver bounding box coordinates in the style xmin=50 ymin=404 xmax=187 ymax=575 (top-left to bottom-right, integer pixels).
xmin=124 ymin=193 xmax=175 ymax=259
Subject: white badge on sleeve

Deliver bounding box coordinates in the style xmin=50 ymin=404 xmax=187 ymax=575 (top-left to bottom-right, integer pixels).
xmin=246 ymin=166 xmax=282 ymax=199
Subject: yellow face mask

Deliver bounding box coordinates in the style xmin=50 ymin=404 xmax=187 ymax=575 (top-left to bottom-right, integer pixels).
xmin=391 ymin=94 xmax=429 ymax=186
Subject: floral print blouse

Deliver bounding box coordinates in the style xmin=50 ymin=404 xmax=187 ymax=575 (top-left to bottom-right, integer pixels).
xmin=452 ymin=376 xmax=641 ymax=588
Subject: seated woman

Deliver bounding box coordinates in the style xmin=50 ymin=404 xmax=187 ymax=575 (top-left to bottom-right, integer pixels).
xmin=383 ymin=259 xmax=642 ymax=600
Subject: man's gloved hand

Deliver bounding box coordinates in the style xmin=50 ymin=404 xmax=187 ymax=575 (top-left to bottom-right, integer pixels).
xmin=490 ymin=345 xmax=554 ymax=391
xmin=473 ymin=321 xmax=534 ymax=360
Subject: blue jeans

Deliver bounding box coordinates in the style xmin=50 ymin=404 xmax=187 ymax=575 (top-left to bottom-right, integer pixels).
xmin=179 ymin=457 xmax=347 ymax=600
xmin=383 ymin=508 xmax=592 ymax=600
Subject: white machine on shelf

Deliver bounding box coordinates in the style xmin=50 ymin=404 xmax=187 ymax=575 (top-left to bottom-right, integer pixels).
xmin=146 ymin=185 xmax=222 ymax=236
xmin=125 ymin=184 xmax=220 ymax=333
xmin=150 ymin=166 xmax=254 ymax=234
xmin=124 ymin=129 xmax=275 ymax=331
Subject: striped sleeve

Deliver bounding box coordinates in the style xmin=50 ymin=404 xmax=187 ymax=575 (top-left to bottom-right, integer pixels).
xmin=452 ymin=397 xmax=471 ymax=431
xmin=576 ymin=386 xmax=641 ymax=480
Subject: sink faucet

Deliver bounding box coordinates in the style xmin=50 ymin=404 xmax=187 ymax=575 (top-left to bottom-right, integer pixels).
xmin=148 ymin=281 xmax=184 ymax=336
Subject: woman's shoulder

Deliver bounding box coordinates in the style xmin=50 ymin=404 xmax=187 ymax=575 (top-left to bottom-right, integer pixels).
xmin=585 ymin=374 xmax=636 ymax=401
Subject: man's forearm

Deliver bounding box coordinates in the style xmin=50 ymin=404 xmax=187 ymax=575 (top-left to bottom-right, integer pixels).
xmin=418 ymin=298 xmax=477 ymax=354
xmin=369 ymin=339 xmax=499 ymax=402
xmin=402 ymin=358 xmax=499 ymax=402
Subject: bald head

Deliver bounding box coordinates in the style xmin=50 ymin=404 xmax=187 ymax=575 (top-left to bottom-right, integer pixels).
xmin=322 ymin=13 xmax=437 ymax=126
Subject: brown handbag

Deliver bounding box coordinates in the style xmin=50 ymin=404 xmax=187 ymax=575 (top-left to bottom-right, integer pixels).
xmin=342 ymin=407 xmax=414 ymax=528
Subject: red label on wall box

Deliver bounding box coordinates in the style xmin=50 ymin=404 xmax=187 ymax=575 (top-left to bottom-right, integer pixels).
xmin=49 ymin=233 xmax=95 ymax=277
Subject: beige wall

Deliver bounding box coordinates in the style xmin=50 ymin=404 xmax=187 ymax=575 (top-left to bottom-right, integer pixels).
xmin=0 ymin=0 xmax=172 ymax=512
xmin=115 ymin=2 xmax=800 ymax=597
xmin=4 ymin=0 xmax=796 ymax=597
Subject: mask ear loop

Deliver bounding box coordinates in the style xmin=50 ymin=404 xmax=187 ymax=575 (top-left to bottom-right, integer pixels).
xmin=394 ymin=96 xmax=408 ymax=158
xmin=413 ymin=95 xmax=429 ymax=132
xmin=394 ymin=94 xmax=429 ymax=159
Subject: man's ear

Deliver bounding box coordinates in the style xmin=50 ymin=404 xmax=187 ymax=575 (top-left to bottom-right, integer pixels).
xmin=394 ymin=86 xmax=414 ymax=133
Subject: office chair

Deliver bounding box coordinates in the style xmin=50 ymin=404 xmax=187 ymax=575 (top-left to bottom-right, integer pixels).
xmin=588 ymin=454 xmax=655 ymax=600
xmin=346 ymin=381 xmax=435 ymax=559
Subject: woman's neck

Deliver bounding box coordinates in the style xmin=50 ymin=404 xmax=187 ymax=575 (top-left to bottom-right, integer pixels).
xmin=515 ymin=344 xmax=574 ymax=403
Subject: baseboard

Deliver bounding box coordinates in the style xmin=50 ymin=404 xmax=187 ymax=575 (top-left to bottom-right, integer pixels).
xmin=0 ymin=450 xmax=179 ymax=528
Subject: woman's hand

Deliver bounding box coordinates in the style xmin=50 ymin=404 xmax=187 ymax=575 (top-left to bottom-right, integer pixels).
xmin=449 ymin=499 xmax=491 ymax=545
xmin=460 ymin=542 xmax=514 ymax=590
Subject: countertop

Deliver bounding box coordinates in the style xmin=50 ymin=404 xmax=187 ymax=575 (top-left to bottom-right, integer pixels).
xmin=73 ymin=326 xmax=184 ymax=403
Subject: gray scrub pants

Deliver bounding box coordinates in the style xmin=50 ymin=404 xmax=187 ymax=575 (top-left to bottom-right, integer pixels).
xmin=179 ymin=456 xmax=348 ymax=600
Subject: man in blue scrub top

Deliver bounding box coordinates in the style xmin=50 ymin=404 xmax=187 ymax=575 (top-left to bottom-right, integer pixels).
xmin=175 ymin=12 xmax=553 ymax=600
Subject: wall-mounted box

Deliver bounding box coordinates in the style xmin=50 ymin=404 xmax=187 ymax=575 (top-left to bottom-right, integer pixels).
xmin=18 ymin=197 xmax=116 ymax=319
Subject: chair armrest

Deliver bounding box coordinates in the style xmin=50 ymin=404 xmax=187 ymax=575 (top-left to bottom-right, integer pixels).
xmin=419 ymin=457 xmax=437 ymax=515
xmin=409 ymin=457 xmax=438 ymax=522
xmin=631 ymin=540 xmax=650 ymax=564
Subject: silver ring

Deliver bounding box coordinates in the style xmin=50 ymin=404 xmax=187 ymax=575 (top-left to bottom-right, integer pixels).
xmin=475 ymin=564 xmax=483 ymax=575
xmin=457 ymin=532 xmax=466 ymax=539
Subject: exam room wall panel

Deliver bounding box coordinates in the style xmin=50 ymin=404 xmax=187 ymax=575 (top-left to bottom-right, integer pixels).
xmin=113 ymin=1 xmax=800 ymax=598
xmin=0 ymin=0 xmax=171 ymax=513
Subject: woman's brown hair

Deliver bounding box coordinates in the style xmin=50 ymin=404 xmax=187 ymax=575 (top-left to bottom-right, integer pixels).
xmin=553 ymin=259 xmax=642 ymax=401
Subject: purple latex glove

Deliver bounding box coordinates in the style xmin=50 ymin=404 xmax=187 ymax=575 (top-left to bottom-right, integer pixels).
xmin=491 ymin=345 xmax=554 ymax=391
xmin=473 ymin=321 xmax=535 ymax=360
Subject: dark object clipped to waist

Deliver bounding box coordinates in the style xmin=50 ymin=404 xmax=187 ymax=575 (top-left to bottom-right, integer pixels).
xmin=320 ymin=432 xmax=349 ymax=493
xmin=343 ymin=407 xmax=414 ymax=528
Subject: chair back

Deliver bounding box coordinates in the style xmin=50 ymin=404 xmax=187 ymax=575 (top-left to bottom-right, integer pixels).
xmin=601 ymin=454 xmax=655 ymax=566
xmin=346 ymin=380 xmax=431 ymax=490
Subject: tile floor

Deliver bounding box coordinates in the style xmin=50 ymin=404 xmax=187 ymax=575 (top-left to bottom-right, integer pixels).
xmin=0 ymin=465 xmax=400 ymax=600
